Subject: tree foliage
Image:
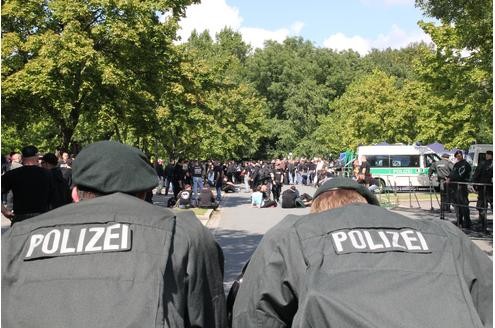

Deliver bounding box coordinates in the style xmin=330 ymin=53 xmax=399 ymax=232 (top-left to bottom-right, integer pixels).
xmin=2 ymin=0 xmax=197 ymax=152
xmin=1 ymin=0 xmax=491 ymax=158
xmin=415 ymin=0 xmax=493 ymax=148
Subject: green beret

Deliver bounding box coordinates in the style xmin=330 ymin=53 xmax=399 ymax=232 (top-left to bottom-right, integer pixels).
xmin=72 ymin=141 xmax=158 ymax=194
xmin=313 ymin=177 xmax=380 ymax=206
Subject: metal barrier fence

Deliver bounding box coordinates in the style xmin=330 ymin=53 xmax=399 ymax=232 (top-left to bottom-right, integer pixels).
xmin=443 ymin=181 xmax=493 ymax=232
xmin=335 ymin=173 xmax=492 ymax=233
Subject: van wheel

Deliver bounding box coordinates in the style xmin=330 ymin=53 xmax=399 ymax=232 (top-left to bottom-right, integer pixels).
xmin=376 ymin=178 xmax=386 ymax=193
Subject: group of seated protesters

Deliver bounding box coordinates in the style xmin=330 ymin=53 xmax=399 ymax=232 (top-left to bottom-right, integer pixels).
xmin=251 ymin=184 xmax=313 ymax=209
xmin=177 ymin=183 xmax=219 ymax=210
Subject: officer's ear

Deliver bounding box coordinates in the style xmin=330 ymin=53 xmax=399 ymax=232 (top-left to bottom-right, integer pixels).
xmin=72 ymin=186 xmax=80 ymax=203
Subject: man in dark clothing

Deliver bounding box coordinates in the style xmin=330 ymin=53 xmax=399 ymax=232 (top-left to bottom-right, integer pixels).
xmin=1 ymin=145 xmax=53 ymax=223
xmin=472 ymin=150 xmax=493 ymax=224
xmin=214 ymin=161 xmax=224 ymax=201
xmin=154 ymin=158 xmax=165 ymax=191
xmin=178 ymin=184 xmax=193 ymax=209
xmin=448 ymin=150 xmax=472 ymax=228
xmin=41 ymin=153 xmax=72 ymax=209
xmin=2 ymin=141 xmax=227 ymax=328
xmin=172 ymin=160 xmax=185 ymax=199
xmin=272 ymin=166 xmax=284 ymax=202
xmin=164 ymin=160 xmax=175 ymax=196
xmin=233 ymin=177 xmax=492 ymax=328
xmin=198 ymin=184 xmax=219 ymax=210
xmin=429 ymin=153 xmax=454 ymax=212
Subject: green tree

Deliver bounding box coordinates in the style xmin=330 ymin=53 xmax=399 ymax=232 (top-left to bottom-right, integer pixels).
xmin=313 ymin=70 xmax=439 ymax=153
xmin=415 ymin=0 xmax=493 ymax=148
xmin=156 ymin=28 xmax=267 ymax=160
xmin=2 ymin=0 xmax=197 ymax=152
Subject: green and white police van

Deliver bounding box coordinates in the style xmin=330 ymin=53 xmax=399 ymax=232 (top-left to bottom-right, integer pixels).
xmin=357 ymin=144 xmax=441 ymax=190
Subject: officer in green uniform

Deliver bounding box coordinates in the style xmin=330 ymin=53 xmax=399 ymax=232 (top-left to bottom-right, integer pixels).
xmin=232 ymin=177 xmax=492 ymax=328
xmin=2 ymin=141 xmax=227 ymax=328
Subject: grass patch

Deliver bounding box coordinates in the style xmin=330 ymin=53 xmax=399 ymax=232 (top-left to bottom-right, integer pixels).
xmin=174 ymin=207 xmax=209 ymax=216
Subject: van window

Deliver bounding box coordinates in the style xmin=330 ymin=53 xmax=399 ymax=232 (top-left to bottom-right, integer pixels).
xmin=390 ymin=155 xmax=420 ymax=167
xmin=425 ymin=154 xmax=441 ymax=167
xmin=366 ymin=155 xmax=390 ymax=167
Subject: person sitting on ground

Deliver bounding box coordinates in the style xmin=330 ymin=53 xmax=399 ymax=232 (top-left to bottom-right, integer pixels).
xmin=260 ymin=184 xmax=277 ymax=208
xmin=223 ymin=179 xmax=237 ymax=193
xmin=198 ymin=184 xmax=219 ymax=210
xmin=233 ymin=177 xmax=492 ymax=328
xmin=178 ymin=184 xmax=193 ymax=209
xmin=281 ymin=185 xmax=313 ymax=208
xmin=251 ymin=185 xmax=264 ymax=208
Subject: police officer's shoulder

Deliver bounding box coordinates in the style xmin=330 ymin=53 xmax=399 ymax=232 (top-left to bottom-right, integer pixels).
xmin=172 ymin=209 xmax=217 ymax=244
xmin=10 ymin=193 xmax=176 ymax=237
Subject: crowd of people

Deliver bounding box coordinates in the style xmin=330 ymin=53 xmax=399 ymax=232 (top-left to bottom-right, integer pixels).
xmin=1 ymin=141 xmax=492 ymax=328
xmin=152 ymin=157 xmax=341 ymax=210
xmin=1 ymin=147 xmax=74 ymax=223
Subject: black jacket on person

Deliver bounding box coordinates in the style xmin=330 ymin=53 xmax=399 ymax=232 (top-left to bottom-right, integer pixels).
xmin=450 ymin=159 xmax=471 ymax=182
xmin=2 ymin=193 xmax=227 ymax=328
xmin=48 ymin=167 xmax=72 ymax=209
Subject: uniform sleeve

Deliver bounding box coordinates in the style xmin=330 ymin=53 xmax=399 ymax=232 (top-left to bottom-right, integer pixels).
xmin=461 ymin=235 xmax=493 ymax=327
xmin=232 ymin=222 xmax=306 ymax=328
xmin=1 ymin=171 xmax=12 ymax=194
xmin=172 ymin=211 xmax=227 ymax=328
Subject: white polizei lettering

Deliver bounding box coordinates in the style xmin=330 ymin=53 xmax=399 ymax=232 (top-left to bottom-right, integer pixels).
xmin=377 ymin=231 xmax=392 ymax=248
xmin=121 ymin=224 xmax=129 ymax=249
xmin=60 ymin=229 xmax=76 ymax=254
xmin=386 ymin=231 xmax=406 ymax=249
xmin=77 ymin=228 xmax=87 ymax=252
xmin=416 ymin=231 xmax=429 ymax=251
xmin=363 ymin=231 xmax=384 ymax=250
xmin=85 ymin=227 xmax=104 ymax=252
xmin=348 ymin=230 xmax=366 ymax=249
xmin=401 ymin=230 xmax=421 ymax=250
xmin=103 ymin=224 xmax=121 ymax=250
xmin=42 ymin=229 xmax=61 ymax=254
xmin=331 ymin=231 xmax=348 ymax=252
xmin=25 ymin=234 xmax=44 ymax=257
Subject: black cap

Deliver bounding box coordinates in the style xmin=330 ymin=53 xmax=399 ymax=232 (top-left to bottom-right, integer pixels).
xmin=72 ymin=141 xmax=158 ymax=194
xmin=313 ymin=177 xmax=380 ymax=206
xmin=21 ymin=145 xmax=39 ymax=158
xmin=454 ymin=150 xmax=463 ymax=157
xmin=41 ymin=153 xmax=59 ymax=166
xmin=441 ymin=153 xmax=450 ymax=158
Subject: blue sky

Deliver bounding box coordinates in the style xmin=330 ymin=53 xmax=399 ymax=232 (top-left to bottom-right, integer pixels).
xmin=177 ymin=0 xmax=434 ymax=55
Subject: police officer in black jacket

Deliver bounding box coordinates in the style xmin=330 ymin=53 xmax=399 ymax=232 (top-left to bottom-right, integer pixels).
xmin=233 ymin=177 xmax=492 ymax=328
xmin=429 ymin=153 xmax=453 ymax=212
xmin=472 ymin=150 xmax=493 ymax=224
xmin=2 ymin=141 xmax=227 ymax=328
xmin=448 ymin=150 xmax=472 ymax=228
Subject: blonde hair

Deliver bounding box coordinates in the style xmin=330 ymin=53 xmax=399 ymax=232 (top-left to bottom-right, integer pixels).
xmin=310 ymin=189 xmax=367 ymax=213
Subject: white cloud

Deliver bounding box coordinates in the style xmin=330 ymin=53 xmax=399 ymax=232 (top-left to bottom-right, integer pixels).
xmin=323 ymin=25 xmax=432 ymax=55
xmin=291 ymin=21 xmax=305 ymax=34
xmin=177 ymin=0 xmax=303 ymax=48
xmin=177 ymin=0 xmax=243 ymax=42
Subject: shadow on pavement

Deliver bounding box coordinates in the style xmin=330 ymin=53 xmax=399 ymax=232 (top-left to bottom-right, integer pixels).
xmin=218 ymin=194 xmax=250 ymax=208
xmin=213 ymin=228 xmax=263 ymax=284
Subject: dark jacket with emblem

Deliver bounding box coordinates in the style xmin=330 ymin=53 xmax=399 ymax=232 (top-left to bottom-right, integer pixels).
xmin=232 ymin=203 xmax=492 ymax=328
xmin=2 ymin=193 xmax=227 ymax=328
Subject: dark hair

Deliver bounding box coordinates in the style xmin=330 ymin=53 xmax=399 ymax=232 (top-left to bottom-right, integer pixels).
xmin=42 ymin=153 xmax=59 ymax=166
